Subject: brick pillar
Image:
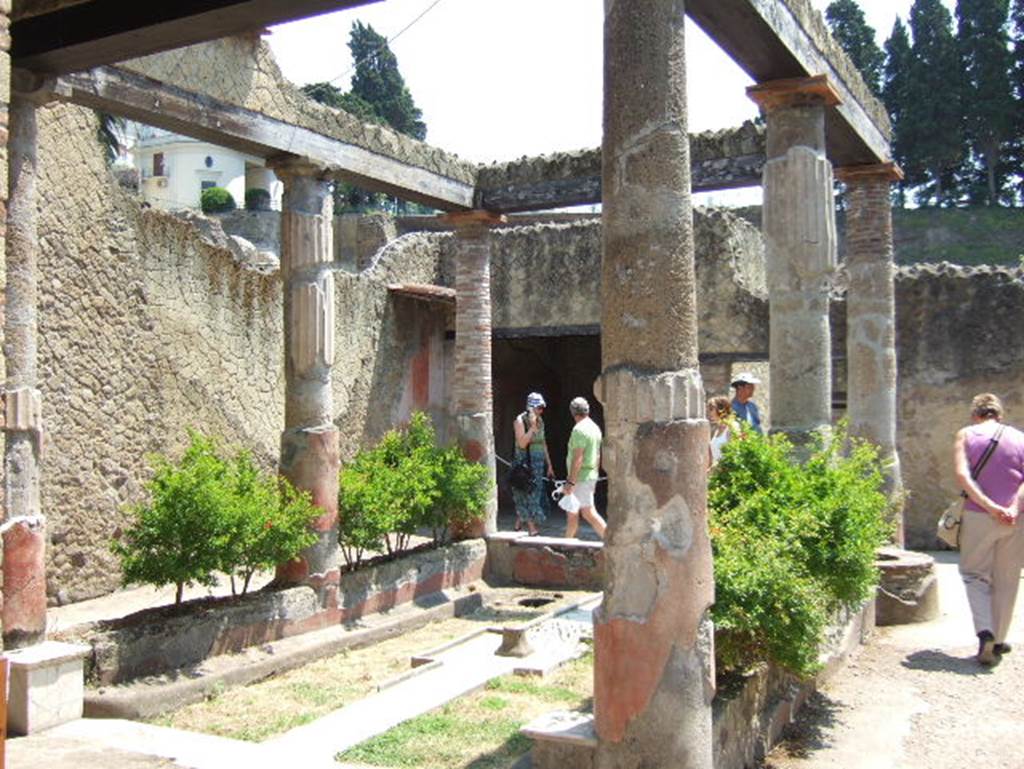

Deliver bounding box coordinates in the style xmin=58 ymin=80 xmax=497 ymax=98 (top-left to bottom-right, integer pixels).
xmin=748 ymin=76 xmax=840 ymax=447
xmin=836 ymin=162 xmax=904 ymax=542
xmin=270 ymin=159 xmax=340 ymax=594
xmin=3 ymin=83 xmax=46 ymax=648
xmin=445 ymin=210 xmax=503 ymax=537
xmin=594 ymin=2 xmax=714 ymax=767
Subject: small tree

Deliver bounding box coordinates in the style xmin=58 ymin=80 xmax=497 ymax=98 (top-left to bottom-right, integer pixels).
xmin=217 ymin=449 xmax=320 ymax=595
xmin=114 ymin=432 xmax=322 ymax=604
xmin=338 ymin=412 xmax=490 ymax=569
xmin=113 ymin=433 xmax=230 ymax=604
xmin=200 ymin=187 xmax=236 ymax=214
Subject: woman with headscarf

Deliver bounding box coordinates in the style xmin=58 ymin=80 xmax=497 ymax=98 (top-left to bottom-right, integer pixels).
xmin=512 ymin=392 xmax=554 ymax=535
xmin=953 ymin=393 xmax=1024 ymax=665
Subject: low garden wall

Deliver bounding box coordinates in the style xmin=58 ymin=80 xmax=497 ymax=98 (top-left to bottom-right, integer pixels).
xmin=486 ymin=533 xmax=603 ymax=591
xmin=57 ymin=540 xmax=486 ymax=685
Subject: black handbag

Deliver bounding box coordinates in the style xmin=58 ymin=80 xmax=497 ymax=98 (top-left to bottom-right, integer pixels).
xmin=507 ymin=413 xmax=537 ymax=493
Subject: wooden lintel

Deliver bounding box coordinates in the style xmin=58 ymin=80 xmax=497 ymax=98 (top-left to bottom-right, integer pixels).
xmin=54 ymin=66 xmax=475 ymax=211
xmin=834 ymin=162 xmax=904 ymax=184
xmin=12 ymin=0 xmax=382 ymax=75
xmin=387 ymin=283 xmax=456 ymax=305
xmin=439 ymin=210 xmax=508 ymax=229
xmin=747 ymin=75 xmax=842 ymax=110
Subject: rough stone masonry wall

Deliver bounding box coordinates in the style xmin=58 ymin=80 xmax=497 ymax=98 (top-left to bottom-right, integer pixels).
xmin=32 ymin=104 xmax=452 ymax=604
xmin=894 ymin=264 xmax=1024 ymax=549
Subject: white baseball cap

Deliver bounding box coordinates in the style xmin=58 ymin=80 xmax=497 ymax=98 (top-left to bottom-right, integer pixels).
xmin=731 ymin=371 xmax=761 ymax=387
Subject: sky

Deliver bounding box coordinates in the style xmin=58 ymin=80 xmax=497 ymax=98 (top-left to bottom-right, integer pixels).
xmin=267 ymin=1 xmax=954 ymax=203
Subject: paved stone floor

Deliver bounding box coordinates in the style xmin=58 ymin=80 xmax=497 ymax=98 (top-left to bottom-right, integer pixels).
xmin=762 ymin=552 xmax=1024 ymax=769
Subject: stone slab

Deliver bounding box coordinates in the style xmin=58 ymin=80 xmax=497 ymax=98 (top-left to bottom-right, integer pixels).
xmin=6 ymin=641 xmax=90 ymax=735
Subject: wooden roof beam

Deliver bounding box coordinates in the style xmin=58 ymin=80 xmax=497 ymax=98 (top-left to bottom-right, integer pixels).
xmin=12 ymin=0 xmax=382 ymax=75
xmin=52 ymin=65 xmax=475 ymax=211
xmin=686 ymin=0 xmax=891 ymax=167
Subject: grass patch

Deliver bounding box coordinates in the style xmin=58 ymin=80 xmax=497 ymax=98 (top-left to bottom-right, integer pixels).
xmin=339 ymin=650 xmax=594 ymax=769
xmin=149 ymin=593 xmax=592 ymax=742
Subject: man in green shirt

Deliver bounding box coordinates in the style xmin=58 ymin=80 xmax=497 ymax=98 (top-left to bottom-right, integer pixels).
xmin=563 ymin=397 xmax=607 ymax=540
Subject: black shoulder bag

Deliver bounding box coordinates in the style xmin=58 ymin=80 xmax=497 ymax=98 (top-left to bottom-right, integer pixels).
xmin=508 ymin=414 xmax=536 ymax=493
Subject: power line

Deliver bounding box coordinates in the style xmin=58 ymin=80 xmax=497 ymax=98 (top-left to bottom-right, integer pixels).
xmin=325 ymin=0 xmax=445 ymax=86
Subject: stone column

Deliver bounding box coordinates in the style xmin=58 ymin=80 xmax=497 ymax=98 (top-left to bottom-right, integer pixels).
xmin=748 ymin=76 xmax=840 ymax=446
xmin=3 ymin=83 xmax=46 ymax=649
xmin=836 ymin=162 xmax=904 ymax=539
xmin=444 ymin=210 xmax=503 ymax=538
xmin=270 ymin=159 xmax=340 ymax=593
xmin=594 ymin=2 xmax=714 ymax=768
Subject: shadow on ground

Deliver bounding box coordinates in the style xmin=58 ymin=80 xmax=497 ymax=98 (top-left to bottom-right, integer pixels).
xmin=759 ymin=691 xmax=845 ymax=766
xmin=901 ymin=648 xmax=995 ymax=676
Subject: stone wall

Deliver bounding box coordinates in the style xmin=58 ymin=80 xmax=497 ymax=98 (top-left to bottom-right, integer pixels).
xmin=33 ymin=104 xmax=454 ymax=603
xmin=893 ymin=264 xmax=1024 ymax=548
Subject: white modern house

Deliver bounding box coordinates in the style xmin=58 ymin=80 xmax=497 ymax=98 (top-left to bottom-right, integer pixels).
xmin=133 ymin=125 xmax=282 ymax=211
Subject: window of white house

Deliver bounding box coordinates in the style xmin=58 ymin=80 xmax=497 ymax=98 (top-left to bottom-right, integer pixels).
xmin=153 ymin=153 xmax=164 ymax=177
xmin=200 ymin=180 xmax=216 ymax=191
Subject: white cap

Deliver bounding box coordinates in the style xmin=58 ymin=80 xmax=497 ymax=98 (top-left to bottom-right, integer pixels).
xmin=731 ymin=371 xmax=761 ymax=387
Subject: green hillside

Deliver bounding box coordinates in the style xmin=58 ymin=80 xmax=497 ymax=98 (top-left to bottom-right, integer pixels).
xmin=891 ymin=207 xmax=1024 ymax=266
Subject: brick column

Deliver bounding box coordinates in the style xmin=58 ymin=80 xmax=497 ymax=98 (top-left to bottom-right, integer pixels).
xmin=3 ymin=80 xmax=46 ymax=648
xmin=445 ymin=210 xmax=503 ymax=537
xmin=595 ymin=2 xmax=714 ymax=767
xmin=270 ymin=159 xmax=340 ymax=594
xmin=836 ymin=162 xmax=904 ymax=541
xmin=748 ymin=76 xmax=840 ymax=447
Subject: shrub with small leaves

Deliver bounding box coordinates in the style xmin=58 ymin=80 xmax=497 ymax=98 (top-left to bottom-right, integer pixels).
xmin=708 ymin=422 xmax=891 ymax=677
xmin=338 ymin=412 xmax=490 ymax=568
xmin=114 ymin=431 xmax=320 ymax=603
xmin=200 ymin=186 xmax=236 ymax=214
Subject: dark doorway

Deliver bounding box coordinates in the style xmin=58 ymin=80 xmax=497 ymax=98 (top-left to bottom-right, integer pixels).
xmin=492 ymin=334 xmax=606 ymax=517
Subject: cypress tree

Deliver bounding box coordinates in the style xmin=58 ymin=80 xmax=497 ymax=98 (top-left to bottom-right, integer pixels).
xmin=826 ymin=0 xmax=886 ymax=96
xmin=349 ymin=21 xmax=426 ymax=141
xmin=906 ymin=0 xmax=966 ymax=205
xmin=957 ymin=0 xmax=1014 ymax=205
xmin=883 ymin=18 xmax=915 ymax=206
xmin=1010 ymin=0 xmax=1024 ymax=201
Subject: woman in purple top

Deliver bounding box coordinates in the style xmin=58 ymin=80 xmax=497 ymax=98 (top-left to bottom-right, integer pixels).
xmin=953 ymin=393 xmax=1024 ymax=665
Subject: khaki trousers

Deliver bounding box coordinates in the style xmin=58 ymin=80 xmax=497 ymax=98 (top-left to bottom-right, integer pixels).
xmin=959 ymin=509 xmax=1024 ymax=642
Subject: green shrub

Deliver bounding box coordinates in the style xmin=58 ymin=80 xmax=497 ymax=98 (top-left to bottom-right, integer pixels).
xmin=708 ymin=422 xmax=891 ymax=677
xmin=215 ymin=448 xmax=321 ymax=595
xmin=200 ymin=186 xmax=236 ymax=214
xmin=244 ymin=188 xmax=271 ymax=211
xmin=338 ymin=412 xmax=490 ymax=568
xmin=113 ymin=431 xmax=320 ymax=603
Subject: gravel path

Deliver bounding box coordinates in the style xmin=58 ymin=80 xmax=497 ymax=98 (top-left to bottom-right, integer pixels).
xmin=764 ymin=551 xmax=1024 ymax=769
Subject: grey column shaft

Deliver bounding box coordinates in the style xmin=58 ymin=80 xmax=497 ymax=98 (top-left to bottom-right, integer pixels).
xmin=4 ymin=94 xmax=47 ymax=648
xmin=5 ymin=95 xmax=40 ymax=522
xmin=759 ymin=95 xmax=837 ymax=441
xmin=275 ymin=162 xmax=340 ymax=587
xmin=452 ymin=217 xmax=498 ymax=536
xmin=595 ymin=2 xmax=714 ymax=768
xmin=842 ymin=169 xmax=902 ymax=505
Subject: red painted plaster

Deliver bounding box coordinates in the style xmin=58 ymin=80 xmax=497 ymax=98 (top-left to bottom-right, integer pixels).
xmin=594 ymin=543 xmax=714 ymax=742
xmin=2 ymin=522 xmax=47 ymax=639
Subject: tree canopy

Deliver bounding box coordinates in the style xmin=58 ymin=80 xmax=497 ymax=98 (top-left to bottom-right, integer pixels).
xmin=300 ymin=21 xmax=428 ymax=213
xmin=825 ymin=0 xmax=886 ymax=95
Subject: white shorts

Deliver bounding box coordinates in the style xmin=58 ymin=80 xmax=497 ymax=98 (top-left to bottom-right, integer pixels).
xmin=573 ymin=480 xmax=597 ymax=510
